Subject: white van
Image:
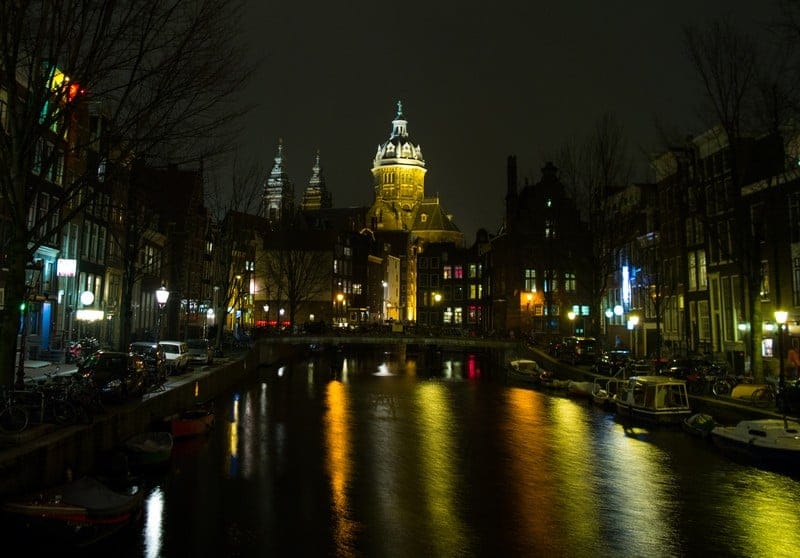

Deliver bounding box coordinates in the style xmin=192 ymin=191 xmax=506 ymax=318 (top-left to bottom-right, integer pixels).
xmin=158 ymin=340 xmax=189 ymax=374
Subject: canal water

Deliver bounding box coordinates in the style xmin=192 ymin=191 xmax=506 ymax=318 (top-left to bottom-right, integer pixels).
xmin=88 ymin=349 xmax=800 ymax=557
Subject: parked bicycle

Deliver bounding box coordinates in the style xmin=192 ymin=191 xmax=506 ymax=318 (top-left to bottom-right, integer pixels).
xmin=0 ymin=386 xmax=29 ymax=434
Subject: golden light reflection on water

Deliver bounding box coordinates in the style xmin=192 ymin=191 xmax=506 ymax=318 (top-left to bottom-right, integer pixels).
xmin=548 ymin=398 xmax=600 ymax=545
xmin=324 ymin=380 xmax=357 ymax=553
xmin=601 ymin=423 xmax=676 ymax=554
xmin=724 ymin=471 xmax=800 ymax=557
xmin=503 ymin=388 xmax=555 ymax=546
xmin=415 ymin=382 xmax=471 ymax=555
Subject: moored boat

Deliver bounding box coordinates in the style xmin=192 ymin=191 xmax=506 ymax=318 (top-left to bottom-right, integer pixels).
xmin=507 ymin=359 xmax=541 ymax=383
xmin=567 ymin=380 xmax=594 ymax=398
xmin=682 ymin=413 xmax=716 ymax=439
xmin=614 ymin=375 xmax=692 ymax=425
xmin=1 ymin=475 xmax=143 ymax=548
xmin=592 ymin=377 xmax=627 ymax=411
xmin=123 ymin=430 xmax=173 ymax=469
xmin=710 ymin=419 xmax=800 ymax=467
xmin=166 ymin=404 xmax=215 ymax=439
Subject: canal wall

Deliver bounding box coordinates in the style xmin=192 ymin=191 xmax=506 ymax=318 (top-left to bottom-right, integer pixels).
xmin=0 ymin=344 xmax=285 ymax=500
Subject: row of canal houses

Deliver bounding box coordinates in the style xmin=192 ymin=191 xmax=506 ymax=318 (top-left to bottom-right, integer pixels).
xmin=5 ymin=74 xmax=800 ymax=376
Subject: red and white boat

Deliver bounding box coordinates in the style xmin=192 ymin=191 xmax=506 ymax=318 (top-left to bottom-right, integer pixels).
xmin=166 ymin=404 xmax=215 ymax=439
xmin=2 ymin=475 xmax=143 ymax=548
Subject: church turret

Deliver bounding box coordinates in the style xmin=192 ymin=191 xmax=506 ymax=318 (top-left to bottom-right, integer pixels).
xmin=301 ymin=149 xmax=332 ymax=211
xmin=262 ymin=139 xmax=294 ymax=224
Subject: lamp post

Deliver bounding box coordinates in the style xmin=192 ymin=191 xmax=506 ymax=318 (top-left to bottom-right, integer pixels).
xmin=433 ymin=292 xmax=442 ymax=327
xmin=279 ymin=308 xmax=285 ymax=331
xmin=336 ymin=293 xmax=344 ymax=328
xmin=381 ymin=280 xmax=388 ymax=323
xmin=567 ymin=311 xmax=576 ymax=335
xmin=155 ymin=284 xmax=170 ymax=344
xmin=263 ymin=304 xmax=269 ymax=329
xmin=526 ymin=292 xmax=533 ymax=332
xmin=628 ymin=314 xmax=639 ymax=358
xmin=775 ymin=310 xmax=788 ymax=394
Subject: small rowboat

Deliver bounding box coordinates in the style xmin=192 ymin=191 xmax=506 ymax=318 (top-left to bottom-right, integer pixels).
xmin=166 ymin=404 xmax=215 ymax=439
xmin=1 ymin=476 xmax=143 ymax=548
xmin=123 ymin=431 xmax=173 ymax=468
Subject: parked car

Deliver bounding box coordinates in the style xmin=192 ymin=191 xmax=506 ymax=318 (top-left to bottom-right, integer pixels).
xmin=128 ymin=341 xmax=167 ymax=384
xmin=186 ymin=338 xmax=214 ymax=366
xmin=558 ymin=336 xmax=598 ymax=365
xmin=158 ymin=341 xmax=189 ymax=374
xmin=78 ymin=350 xmax=147 ymax=401
xmin=594 ymin=348 xmax=631 ymax=375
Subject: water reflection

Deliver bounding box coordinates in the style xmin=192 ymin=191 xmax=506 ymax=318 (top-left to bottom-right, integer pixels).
xmin=113 ymin=351 xmax=800 ymax=557
xmin=324 ymin=379 xmax=356 ymax=555
xmin=143 ymin=486 xmax=164 ymax=558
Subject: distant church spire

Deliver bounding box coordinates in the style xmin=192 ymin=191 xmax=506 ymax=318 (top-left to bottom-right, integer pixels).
xmin=301 ymin=149 xmax=332 ymax=211
xmin=262 ymin=138 xmax=294 ymax=223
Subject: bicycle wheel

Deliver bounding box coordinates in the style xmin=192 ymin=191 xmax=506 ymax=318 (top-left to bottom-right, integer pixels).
xmin=750 ymin=387 xmax=775 ymax=407
xmin=52 ymin=400 xmax=78 ymax=425
xmin=712 ymin=379 xmax=731 ymax=397
xmin=0 ymin=405 xmax=29 ymax=433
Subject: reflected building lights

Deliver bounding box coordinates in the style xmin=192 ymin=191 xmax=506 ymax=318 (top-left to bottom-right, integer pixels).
xmin=144 ymin=487 xmax=164 ymax=558
xmin=324 ymin=380 xmax=356 ymax=553
xmin=227 ymin=393 xmax=240 ymax=478
xmin=415 ymin=383 xmax=469 ymax=554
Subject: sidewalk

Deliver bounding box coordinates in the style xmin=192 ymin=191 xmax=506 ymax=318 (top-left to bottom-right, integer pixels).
xmin=22 ymin=360 xmax=79 ymax=382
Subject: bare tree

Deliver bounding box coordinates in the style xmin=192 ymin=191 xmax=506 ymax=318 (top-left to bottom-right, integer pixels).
xmin=554 ymin=113 xmax=634 ymax=339
xmin=262 ymin=234 xmax=332 ymax=329
xmin=205 ymin=156 xmax=264 ymax=350
xmin=0 ymin=1 xmax=253 ymax=386
xmin=684 ymin=17 xmax=767 ymax=377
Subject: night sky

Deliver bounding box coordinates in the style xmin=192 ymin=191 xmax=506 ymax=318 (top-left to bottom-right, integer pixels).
xmin=239 ymin=1 xmax=779 ymax=241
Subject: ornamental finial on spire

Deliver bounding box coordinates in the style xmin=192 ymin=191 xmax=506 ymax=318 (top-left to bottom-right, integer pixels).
xmin=396 ymin=100 xmax=403 ymax=117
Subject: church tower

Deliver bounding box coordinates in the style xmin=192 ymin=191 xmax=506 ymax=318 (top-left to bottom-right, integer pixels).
xmin=262 ymin=139 xmax=294 ymax=225
xmin=366 ymin=101 xmax=462 ymax=245
xmin=367 ymin=101 xmax=427 ymax=231
xmin=300 ymin=150 xmax=332 ymax=211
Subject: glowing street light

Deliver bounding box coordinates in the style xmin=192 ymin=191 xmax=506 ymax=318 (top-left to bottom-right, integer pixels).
xmin=567 ymin=310 xmax=577 ymax=335
xmin=775 ymin=310 xmax=788 ymax=414
xmin=628 ymin=314 xmax=639 ymax=358
xmin=155 ymin=283 xmax=170 ymax=343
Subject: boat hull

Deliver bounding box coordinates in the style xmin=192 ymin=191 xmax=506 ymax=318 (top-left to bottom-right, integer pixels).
xmin=124 ymin=431 xmax=174 ymax=468
xmin=615 ymin=401 xmax=692 ymax=425
xmin=168 ymin=408 xmax=215 ymax=439
xmin=710 ymin=419 xmax=800 ymax=467
xmin=1 ymin=476 xmax=143 ymax=548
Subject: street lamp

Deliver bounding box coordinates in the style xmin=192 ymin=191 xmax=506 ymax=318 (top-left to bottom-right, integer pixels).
xmin=628 ymin=314 xmax=639 ymax=358
xmin=775 ymin=310 xmax=788 ymax=395
xmin=526 ymin=292 xmax=533 ymax=331
xmin=336 ymin=293 xmax=344 ymax=327
xmin=567 ymin=310 xmax=576 ymax=335
xmin=381 ymin=280 xmax=388 ymax=322
xmin=155 ymin=284 xmax=170 ymax=343
xmin=263 ymin=304 xmax=269 ymax=329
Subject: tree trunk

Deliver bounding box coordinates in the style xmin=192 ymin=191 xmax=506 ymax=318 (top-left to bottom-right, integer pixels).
xmin=0 ymin=232 xmax=30 ymax=388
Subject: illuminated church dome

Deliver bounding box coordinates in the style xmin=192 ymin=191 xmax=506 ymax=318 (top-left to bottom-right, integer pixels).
xmin=367 ymin=102 xmax=462 ymax=246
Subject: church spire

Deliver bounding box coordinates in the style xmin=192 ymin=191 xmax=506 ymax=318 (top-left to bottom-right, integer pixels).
xmin=301 ymin=149 xmax=332 ymax=210
xmin=262 ymin=138 xmax=294 ymax=223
